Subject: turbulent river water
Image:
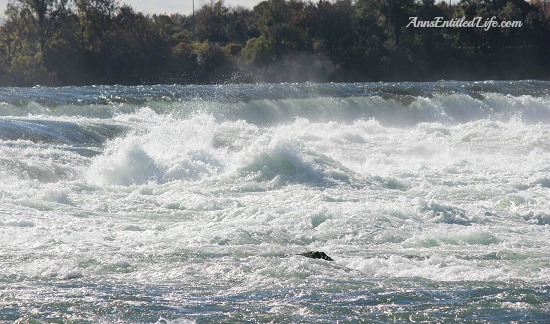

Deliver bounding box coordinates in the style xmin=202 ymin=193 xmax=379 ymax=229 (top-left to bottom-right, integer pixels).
xmin=0 ymin=81 xmax=549 ymax=322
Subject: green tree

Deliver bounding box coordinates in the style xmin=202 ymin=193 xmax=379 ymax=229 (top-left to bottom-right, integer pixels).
xmin=76 ymin=0 xmax=117 ymax=51
xmin=241 ymin=35 xmax=276 ymax=65
xmin=251 ymin=0 xmax=309 ymax=57
xmin=195 ymin=0 xmax=229 ymax=43
xmin=312 ymin=0 xmax=355 ymax=65
xmin=16 ymin=0 xmax=69 ymax=53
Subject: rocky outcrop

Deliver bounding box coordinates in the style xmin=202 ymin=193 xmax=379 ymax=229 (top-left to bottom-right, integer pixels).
xmin=299 ymin=251 xmax=334 ymax=261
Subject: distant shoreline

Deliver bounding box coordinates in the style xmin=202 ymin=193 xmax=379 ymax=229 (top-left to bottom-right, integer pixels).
xmin=1 ymin=0 xmax=548 ymax=87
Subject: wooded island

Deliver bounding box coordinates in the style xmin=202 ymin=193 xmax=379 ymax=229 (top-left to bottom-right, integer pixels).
xmin=0 ymin=0 xmax=548 ymax=86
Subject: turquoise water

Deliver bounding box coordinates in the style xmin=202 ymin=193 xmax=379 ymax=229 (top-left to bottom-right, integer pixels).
xmin=0 ymin=81 xmax=549 ymax=322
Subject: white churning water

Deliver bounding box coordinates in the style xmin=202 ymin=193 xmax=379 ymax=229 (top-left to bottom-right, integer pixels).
xmin=0 ymin=81 xmax=549 ymax=322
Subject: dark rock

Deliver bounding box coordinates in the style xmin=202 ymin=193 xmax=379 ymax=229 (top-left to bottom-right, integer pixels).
xmin=299 ymin=251 xmax=334 ymax=261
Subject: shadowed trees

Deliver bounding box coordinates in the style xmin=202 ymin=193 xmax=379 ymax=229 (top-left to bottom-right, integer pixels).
xmin=0 ymin=0 xmax=548 ymax=86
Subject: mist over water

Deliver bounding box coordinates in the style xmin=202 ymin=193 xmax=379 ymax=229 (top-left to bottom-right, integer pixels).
xmin=1 ymin=81 xmax=549 ymax=322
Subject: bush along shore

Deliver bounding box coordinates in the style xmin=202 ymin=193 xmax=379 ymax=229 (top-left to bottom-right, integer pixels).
xmin=0 ymin=0 xmax=549 ymax=86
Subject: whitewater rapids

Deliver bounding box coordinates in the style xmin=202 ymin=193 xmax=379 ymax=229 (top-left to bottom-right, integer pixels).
xmin=0 ymin=81 xmax=548 ymax=322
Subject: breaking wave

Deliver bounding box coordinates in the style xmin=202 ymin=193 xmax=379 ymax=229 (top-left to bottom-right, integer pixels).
xmin=0 ymin=81 xmax=548 ymax=125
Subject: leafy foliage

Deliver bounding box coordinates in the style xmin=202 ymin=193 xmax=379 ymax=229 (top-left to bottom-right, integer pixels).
xmin=0 ymin=0 xmax=548 ymax=85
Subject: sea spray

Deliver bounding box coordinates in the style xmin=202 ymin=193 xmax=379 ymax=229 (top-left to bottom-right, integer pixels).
xmin=0 ymin=81 xmax=548 ymax=322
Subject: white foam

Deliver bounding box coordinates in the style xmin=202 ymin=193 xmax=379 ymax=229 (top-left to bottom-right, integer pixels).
xmin=1 ymin=85 xmax=549 ymax=318
xmin=86 ymin=138 xmax=163 ymax=186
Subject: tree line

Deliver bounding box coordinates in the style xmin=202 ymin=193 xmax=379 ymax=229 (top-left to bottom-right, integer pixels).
xmin=0 ymin=0 xmax=548 ymax=86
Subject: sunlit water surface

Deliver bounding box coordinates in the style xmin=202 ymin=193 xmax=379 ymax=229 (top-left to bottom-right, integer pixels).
xmin=0 ymin=81 xmax=549 ymax=322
